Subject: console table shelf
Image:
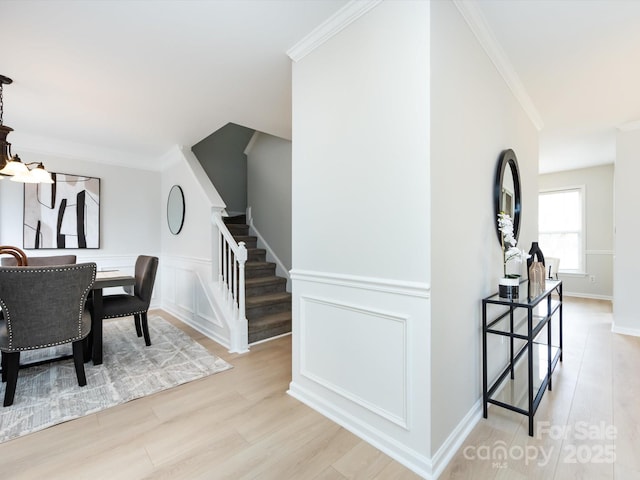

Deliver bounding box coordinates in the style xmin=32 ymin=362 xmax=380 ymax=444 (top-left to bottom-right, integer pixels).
xmin=482 ymin=280 xmax=563 ymax=436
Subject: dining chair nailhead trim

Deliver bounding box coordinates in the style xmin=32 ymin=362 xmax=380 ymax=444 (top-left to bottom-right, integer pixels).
xmin=0 ymin=264 xmax=96 ymax=351
xmin=103 ymin=309 xmax=146 ymax=320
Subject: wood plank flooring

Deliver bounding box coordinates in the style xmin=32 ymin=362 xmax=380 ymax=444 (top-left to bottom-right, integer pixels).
xmin=0 ymin=311 xmax=420 ymax=480
xmin=0 ymin=297 xmax=636 ymax=479
xmin=440 ymin=297 xmax=640 ymax=480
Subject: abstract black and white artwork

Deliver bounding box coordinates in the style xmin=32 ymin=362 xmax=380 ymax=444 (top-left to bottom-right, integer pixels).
xmin=23 ymin=173 xmax=100 ymax=249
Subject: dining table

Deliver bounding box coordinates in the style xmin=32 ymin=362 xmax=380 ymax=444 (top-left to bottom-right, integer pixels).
xmin=90 ymin=270 xmax=136 ymax=365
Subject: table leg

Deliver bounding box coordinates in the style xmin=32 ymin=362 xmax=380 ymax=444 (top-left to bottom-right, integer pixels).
xmin=91 ymin=288 xmax=104 ymax=365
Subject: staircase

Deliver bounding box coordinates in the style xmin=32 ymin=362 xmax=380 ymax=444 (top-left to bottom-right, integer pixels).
xmin=223 ymin=215 xmax=291 ymax=343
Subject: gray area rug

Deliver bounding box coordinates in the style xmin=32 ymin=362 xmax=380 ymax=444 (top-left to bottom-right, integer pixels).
xmin=0 ymin=315 xmax=232 ymax=443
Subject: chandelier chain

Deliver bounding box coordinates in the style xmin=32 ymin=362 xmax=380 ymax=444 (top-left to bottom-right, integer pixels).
xmin=0 ymin=82 xmax=4 ymax=125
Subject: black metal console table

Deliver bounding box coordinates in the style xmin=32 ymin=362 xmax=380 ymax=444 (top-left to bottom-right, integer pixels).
xmin=482 ymin=280 xmax=563 ymax=436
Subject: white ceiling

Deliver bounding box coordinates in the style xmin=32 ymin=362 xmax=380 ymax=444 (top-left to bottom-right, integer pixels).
xmin=477 ymin=0 xmax=640 ymax=173
xmin=0 ymin=0 xmax=347 ymax=167
xmin=2 ymin=0 xmax=639 ymax=173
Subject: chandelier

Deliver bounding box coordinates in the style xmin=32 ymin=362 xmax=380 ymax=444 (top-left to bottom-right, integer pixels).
xmin=0 ymin=75 xmax=53 ymax=184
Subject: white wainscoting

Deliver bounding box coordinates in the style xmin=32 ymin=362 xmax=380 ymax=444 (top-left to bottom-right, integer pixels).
xmin=300 ymin=295 xmax=409 ymax=428
xmin=288 ymin=269 xmax=433 ymax=479
xmin=160 ymin=255 xmax=231 ymax=350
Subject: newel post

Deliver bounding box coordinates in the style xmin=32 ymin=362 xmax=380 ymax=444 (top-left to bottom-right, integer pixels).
xmin=237 ymin=241 xmax=247 ymax=321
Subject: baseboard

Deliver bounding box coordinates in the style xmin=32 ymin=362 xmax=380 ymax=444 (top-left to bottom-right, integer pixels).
xmin=430 ymin=399 xmax=482 ymax=478
xmin=611 ymin=322 xmax=640 ymax=338
xmin=288 ymin=381 xmax=433 ymax=479
xmin=160 ymin=304 xmax=231 ymax=351
xmin=249 ymin=331 xmax=291 ymax=346
xmin=563 ymin=292 xmax=613 ymax=301
xmin=246 ymin=210 xmax=291 ymax=289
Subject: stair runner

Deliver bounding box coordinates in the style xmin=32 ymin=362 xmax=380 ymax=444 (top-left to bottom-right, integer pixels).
xmin=223 ymin=215 xmax=292 ymax=343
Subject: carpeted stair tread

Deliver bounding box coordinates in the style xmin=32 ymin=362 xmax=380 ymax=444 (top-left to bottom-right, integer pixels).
xmin=245 ymin=275 xmax=287 ymax=296
xmin=245 ymin=260 xmax=274 ymax=267
xmin=246 ymin=248 xmax=267 ymax=262
xmin=234 ymin=235 xmax=258 ymax=243
xmin=245 ymin=276 xmax=286 ymax=287
xmin=249 ymin=311 xmax=292 ymax=331
xmin=222 ymin=216 xmax=291 ymax=343
xmin=223 ymin=215 xmax=247 ymax=224
xmin=248 ymin=311 xmax=292 ymax=343
xmin=245 ymin=291 xmax=291 ymax=307
xmin=226 ymin=224 xmax=249 ymax=235
xmin=245 ymin=261 xmax=276 ymax=278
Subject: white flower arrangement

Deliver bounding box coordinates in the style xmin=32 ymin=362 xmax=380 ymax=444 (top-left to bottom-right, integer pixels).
xmin=497 ymin=212 xmax=528 ymax=278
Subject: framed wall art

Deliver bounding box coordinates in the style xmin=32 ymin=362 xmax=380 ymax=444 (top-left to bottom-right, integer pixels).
xmin=23 ymin=172 xmax=100 ymax=249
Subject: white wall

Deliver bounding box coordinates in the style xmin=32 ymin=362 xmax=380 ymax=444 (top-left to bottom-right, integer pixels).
xmin=613 ymin=129 xmax=640 ymax=336
xmin=289 ymin=1 xmax=431 ymax=477
xmin=0 ymin=141 xmax=249 ymax=351
xmin=0 ymin=149 xmax=162 ymax=306
xmin=539 ymin=164 xmax=614 ymax=300
xmin=159 ymin=146 xmax=235 ymax=349
xmin=246 ymin=132 xmax=292 ymax=272
xmin=430 ymin=0 xmax=539 ymax=468
xmin=0 ymin=149 xmax=161 ymax=266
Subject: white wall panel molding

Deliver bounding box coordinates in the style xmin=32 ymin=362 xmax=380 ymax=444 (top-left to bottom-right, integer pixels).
xmin=585 ymin=249 xmax=614 ymax=255
xmin=287 ymin=0 xmax=383 ymax=62
xmin=160 ymin=255 xmax=231 ymax=349
xmin=290 ymin=268 xmax=431 ymax=477
xmin=175 ymin=267 xmax=196 ymax=312
xmin=287 ymin=381 xmax=433 ymax=479
xmin=75 ymin=253 xmax=139 ymax=268
xmin=290 ymin=269 xmax=430 ymax=298
xmin=162 ymin=302 xmax=231 ymax=350
xmin=452 ymin=0 xmax=544 ymax=130
xmin=299 ymin=295 xmax=409 ymax=428
xmin=160 ymin=254 xmax=214 ymax=267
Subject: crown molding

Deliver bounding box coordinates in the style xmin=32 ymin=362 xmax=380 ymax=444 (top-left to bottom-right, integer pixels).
xmin=617 ymin=120 xmax=640 ymax=132
xmin=453 ymin=0 xmax=544 ymax=131
xmin=287 ymin=0 xmax=383 ymax=62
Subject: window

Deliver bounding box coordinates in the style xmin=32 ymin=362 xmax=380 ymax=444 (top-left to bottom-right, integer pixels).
xmin=538 ymin=187 xmax=584 ymax=273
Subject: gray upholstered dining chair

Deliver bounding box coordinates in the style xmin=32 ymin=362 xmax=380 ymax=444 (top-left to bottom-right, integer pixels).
xmin=96 ymin=255 xmax=158 ymax=346
xmin=0 ymin=263 xmax=97 ymax=406
xmin=1 ymin=254 xmax=77 ymax=267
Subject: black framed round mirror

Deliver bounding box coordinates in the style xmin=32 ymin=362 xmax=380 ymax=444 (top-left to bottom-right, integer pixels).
xmin=494 ymin=149 xmax=521 ymax=243
xmin=167 ymin=185 xmax=185 ymax=235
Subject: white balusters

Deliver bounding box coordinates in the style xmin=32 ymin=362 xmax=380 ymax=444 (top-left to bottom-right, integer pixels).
xmin=213 ymin=212 xmax=248 ymax=351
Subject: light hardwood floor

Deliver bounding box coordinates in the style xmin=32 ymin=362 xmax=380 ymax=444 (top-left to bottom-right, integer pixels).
xmin=0 ymin=311 xmax=420 ymax=480
xmin=0 ymin=298 xmax=636 ymax=479
xmin=440 ymin=297 xmax=640 ymax=480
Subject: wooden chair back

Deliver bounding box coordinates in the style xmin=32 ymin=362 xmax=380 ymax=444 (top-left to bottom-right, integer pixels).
xmin=0 ymin=246 xmax=28 ymax=266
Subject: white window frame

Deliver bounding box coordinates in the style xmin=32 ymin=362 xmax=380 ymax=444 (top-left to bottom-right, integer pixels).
xmin=538 ymin=186 xmax=586 ymax=275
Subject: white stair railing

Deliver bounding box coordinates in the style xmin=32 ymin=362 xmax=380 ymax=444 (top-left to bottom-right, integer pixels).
xmin=212 ymin=211 xmax=248 ymax=352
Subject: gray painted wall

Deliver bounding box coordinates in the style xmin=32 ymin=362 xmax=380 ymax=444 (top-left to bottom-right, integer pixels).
xmin=191 ymin=122 xmax=255 ymax=215
xmin=247 ymin=132 xmax=292 ymax=271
